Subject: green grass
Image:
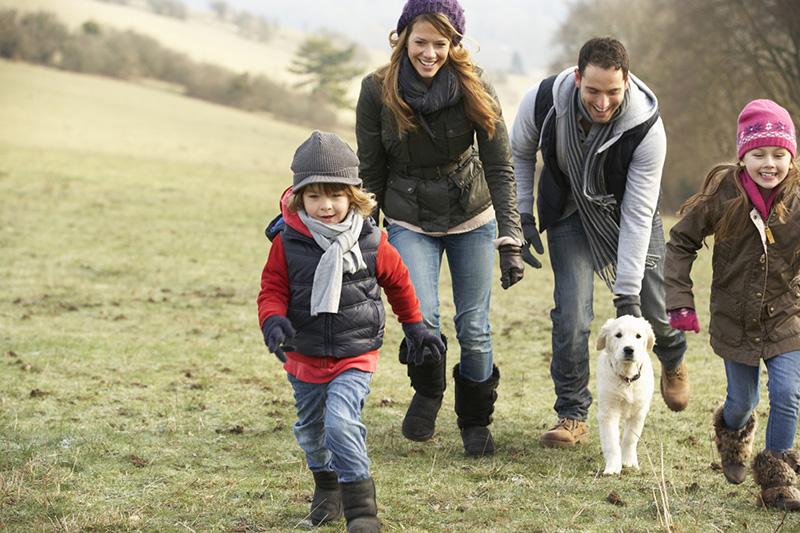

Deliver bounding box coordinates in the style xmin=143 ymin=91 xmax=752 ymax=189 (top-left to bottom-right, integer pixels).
xmin=1 ymin=59 xmax=797 ymax=532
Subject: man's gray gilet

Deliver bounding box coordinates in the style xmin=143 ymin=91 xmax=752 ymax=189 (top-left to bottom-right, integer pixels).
xmin=535 ymin=74 xmax=659 ymax=230
xmin=281 ymin=221 xmax=385 ymax=358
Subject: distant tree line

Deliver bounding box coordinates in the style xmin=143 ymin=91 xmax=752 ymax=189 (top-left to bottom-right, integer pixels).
xmin=209 ymin=1 xmax=276 ymax=43
xmin=96 ymin=0 xmax=189 ymax=20
xmin=549 ymin=0 xmax=800 ymax=210
xmin=0 ymin=10 xmax=338 ymax=128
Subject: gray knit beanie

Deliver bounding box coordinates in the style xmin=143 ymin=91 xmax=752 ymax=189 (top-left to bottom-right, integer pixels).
xmin=291 ymin=131 xmax=362 ymax=191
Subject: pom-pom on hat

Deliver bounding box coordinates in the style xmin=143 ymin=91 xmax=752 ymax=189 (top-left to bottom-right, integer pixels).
xmin=396 ymin=0 xmax=466 ymax=45
xmin=291 ymin=131 xmax=361 ymax=192
xmin=737 ymin=99 xmax=796 ymax=160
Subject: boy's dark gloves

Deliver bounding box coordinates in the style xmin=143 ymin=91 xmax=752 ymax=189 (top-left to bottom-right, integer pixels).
xmin=262 ymin=315 xmax=296 ymax=362
xmin=402 ymin=322 xmax=445 ymax=366
xmin=520 ymin=213 xmax=544 ymax=268
xmin=613 ymin=294 xmax=642 ymax=318
xmin=499 ymin=244 xmax=525 ymax=289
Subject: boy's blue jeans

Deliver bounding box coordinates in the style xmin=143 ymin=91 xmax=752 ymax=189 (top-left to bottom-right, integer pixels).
xmin=723 ymin=351 xmax=800 ymax=452
xmin=387 ymin=220 xmax=496 ymax=382
xmin=287 ymin=369 xmax=372 ymax=483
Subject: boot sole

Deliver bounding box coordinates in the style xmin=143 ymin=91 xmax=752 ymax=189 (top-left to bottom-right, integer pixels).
xmin=402 ymin=429 xmax=434 ymax=442
xmin=539 ymin=436 xmax=588 ymax=448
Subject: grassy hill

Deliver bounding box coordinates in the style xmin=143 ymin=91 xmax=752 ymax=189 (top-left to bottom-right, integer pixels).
xmin=0 ymin=60 xmax=795 ymax=531
xmin=0 ymin=0 xmax=538 ymax=124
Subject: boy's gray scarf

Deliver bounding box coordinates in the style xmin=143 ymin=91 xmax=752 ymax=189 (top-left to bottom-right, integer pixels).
xmin=298 ymin=210 xmax=367 ymax=316
xmin=560 ymin=87 xmax=629 ymax=290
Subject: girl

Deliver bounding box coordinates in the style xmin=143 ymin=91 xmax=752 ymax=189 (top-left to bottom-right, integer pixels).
xmin=258 ymin=131 xmax=444 ymax=531
xmin=665 ymin=99 xmax=800 ymax=510
xmin=355 ymin=0 xmax=524 ymax=457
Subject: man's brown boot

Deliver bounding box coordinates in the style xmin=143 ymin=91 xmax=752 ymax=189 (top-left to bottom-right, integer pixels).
xmin=539 ymin=418 xmax=588 ymax=448
xmin=660 ymin=360 xmax=689 ymax=412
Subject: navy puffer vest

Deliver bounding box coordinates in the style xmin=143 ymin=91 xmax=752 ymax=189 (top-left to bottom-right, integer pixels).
xmin=534 ymin=75 xmax=659 ymax=231
xmin=281 ymin=219 xmax=385 ymax=358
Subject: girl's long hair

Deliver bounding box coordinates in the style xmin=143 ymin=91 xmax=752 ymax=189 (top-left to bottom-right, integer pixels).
xmin=373 ymin=13 xmax=500 ymax=139
xmin=680 ymin=158 xmax=800 ymax=241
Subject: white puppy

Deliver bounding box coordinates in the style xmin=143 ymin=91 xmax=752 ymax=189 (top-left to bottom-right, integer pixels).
xmin=595 ymin=315 xmax=655 ymax=475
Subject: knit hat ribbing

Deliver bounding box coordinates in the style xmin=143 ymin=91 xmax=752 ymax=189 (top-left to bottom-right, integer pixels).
xmin=291 ymin=131 xmax=361 ymax=191
xmin=737 ymin=99 xmax=796 ymax=160
xmin=396 ymin=0 xmax=465 ymax=45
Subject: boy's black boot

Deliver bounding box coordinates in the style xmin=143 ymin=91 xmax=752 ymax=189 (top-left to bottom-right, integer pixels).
xmin=713 ymin=406 xmax=756 ymax=484
xmin=453 ymin=364 xmax=500 ymax=457
xmin=401 ymin=335 xmax=447 ymax=442
xmin=309 ymin=470 xmax=342 ymax=526
xmin=340 ymin=477 xmax=380 ymax=532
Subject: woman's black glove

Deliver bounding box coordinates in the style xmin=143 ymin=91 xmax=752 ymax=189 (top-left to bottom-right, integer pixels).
xmin=520 ymin=213 xmax=544 ymax=268
xmin=261 ymin=315 xmax=296 ymax=362
xmin=499 ymin=244 xmax=525 ymax=289
xmin=402 ymin=322 xmax=445 ymax=366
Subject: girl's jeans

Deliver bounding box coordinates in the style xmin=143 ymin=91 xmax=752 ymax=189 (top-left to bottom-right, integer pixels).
xmin=387 ymin=220 xmax=496 ymax=382
xmin=723 ymin=350 xmax=800 ymax=451
xmin=287 ymin=369 xmax=372 ymax=482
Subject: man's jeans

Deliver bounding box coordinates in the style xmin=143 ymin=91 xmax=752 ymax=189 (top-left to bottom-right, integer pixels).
xmin=387 ymin=220 xmax=496 ymax=382
xmin=723 ymin=351 xmax=800 ymax=452
xmin=547 ymin=211 xmax=686 ymax=420
xmin=287 ymin=369 xmax=372 ymax=483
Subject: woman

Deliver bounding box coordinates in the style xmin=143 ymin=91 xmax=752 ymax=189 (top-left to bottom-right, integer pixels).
xmin=355 ymin=0 xmax=525 ymax=457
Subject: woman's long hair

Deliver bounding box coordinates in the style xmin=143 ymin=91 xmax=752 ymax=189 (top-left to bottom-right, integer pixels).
xmin=680 ymin=158 xmax=799 ymax=241
xmin=373 ymin=13 xmax=500 ymax=139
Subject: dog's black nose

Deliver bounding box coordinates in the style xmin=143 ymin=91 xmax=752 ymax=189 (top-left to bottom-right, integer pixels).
xmin=623 ymin=346 xmax=634 ymax=359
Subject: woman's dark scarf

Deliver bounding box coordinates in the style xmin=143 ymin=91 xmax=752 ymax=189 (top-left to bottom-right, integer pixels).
xmin=398 ymin=54 xmax=462 ymax=139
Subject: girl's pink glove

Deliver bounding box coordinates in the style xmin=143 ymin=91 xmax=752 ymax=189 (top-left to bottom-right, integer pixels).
xmin=668 ymin=307 xmax=701 ymax=333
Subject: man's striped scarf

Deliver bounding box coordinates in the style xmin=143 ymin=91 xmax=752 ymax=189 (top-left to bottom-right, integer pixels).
xmin=559 ymin=88 xmax=629 ymax=290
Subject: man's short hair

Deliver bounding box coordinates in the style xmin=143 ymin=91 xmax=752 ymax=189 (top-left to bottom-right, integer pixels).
xmin=578 ymin=37 xmax=629 ymax=78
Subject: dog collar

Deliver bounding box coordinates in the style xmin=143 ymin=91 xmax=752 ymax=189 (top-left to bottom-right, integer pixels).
xmin=616 ymin=362 xmax=642 ymax=384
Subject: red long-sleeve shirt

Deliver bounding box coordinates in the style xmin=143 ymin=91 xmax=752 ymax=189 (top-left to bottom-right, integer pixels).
xmin=257 ymin=190 xmax=422 ymax=383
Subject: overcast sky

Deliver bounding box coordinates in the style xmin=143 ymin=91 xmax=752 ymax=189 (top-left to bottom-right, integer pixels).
xmin=182 ymin=0 xmax=568 ymax=76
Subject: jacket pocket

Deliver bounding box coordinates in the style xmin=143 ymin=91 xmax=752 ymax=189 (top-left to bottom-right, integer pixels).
xmin=445 ymin=113 xmax=474 ymax=158
xmin=708 ymin=285 xmax=744 ymax=347
xmin=384 ymin=174 xmax=419 ymax=221
xmin=449 ymin=157 xmax=490 ymax=214
xmin=765 ymin=290 xmax=800 ymax=342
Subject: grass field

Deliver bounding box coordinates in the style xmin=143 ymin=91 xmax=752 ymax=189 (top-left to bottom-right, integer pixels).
xmin=0 ymin=59 xmax=797 ymax=532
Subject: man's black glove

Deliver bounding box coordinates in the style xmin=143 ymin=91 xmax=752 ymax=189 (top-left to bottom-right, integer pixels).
xmin=261 ymin=315 xmax=296 ymax=362
xmin=613 ymin=294 xmax=642 ymax=318
xmin=520 ymin=213 xmax=544 ymax=269
xmin=402 ymin=322 xmax=445 ymax=366
xmin=499 ymin=244 xmax=525 ymax=289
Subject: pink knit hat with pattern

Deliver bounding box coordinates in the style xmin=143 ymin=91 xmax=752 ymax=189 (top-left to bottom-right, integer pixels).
xmin=737 ymin=99 xmax=796 ymax=160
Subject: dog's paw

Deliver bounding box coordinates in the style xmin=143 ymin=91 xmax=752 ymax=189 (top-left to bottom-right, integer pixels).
xmin=622 ymin=449 xmax=639 ymax=469
xmin=622 ymin=459 xmax=640 ymax=470
xmin=603 ymin=461 xmax=622 ymax=475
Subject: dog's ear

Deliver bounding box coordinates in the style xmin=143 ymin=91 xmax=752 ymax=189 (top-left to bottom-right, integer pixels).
xmin=644 ymin=320 xmax=655 ymax=352
xmin=596 ymin=318 xmax=615 ymax=350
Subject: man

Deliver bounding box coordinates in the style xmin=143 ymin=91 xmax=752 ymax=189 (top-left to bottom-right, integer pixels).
xmin=510 ymin=37 xmax=689 ymax=448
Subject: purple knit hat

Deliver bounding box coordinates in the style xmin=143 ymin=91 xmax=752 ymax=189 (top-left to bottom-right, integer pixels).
xmin=737 ymin=99 xmax=796 ymax=160
xmin=396 ymin=0 xmax=466 ymax=45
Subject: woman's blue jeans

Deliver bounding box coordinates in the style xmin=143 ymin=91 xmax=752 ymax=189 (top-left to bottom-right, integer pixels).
xmin=387 ymin=220 xmax=496 ymax=382
xmin=287 ymin=369 xmax=372 ymax=483
xmin=546 ymin=210 xmax=686 ymax=420
xmin=723 ymin=351 xmax=800 ymax=452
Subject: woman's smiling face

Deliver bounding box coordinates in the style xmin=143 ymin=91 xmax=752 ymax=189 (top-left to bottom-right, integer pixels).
xmin=406 ymin=20 xmax=450 ymax=85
